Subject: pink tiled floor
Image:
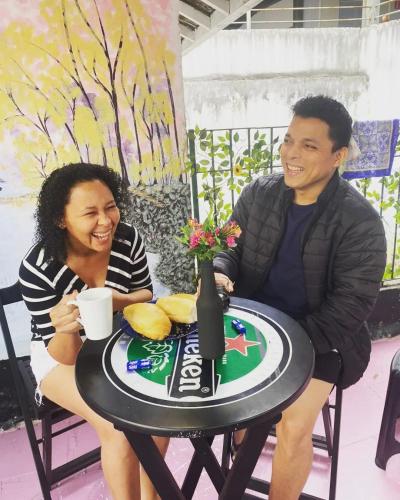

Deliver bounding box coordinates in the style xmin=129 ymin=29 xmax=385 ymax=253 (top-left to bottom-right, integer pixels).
xmin=1 ymin=337 xmax=400 ymax=499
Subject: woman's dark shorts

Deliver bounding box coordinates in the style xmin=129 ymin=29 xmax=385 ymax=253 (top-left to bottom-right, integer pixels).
xmin=313 ymin=351 xmax=342 ymax=384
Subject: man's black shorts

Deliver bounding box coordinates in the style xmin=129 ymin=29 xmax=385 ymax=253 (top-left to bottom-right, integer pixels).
xmin=313 ymin=351 xmax=342 ymax=384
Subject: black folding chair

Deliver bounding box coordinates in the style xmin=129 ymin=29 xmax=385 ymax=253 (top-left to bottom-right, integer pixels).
xmin=222 ymin=386 xmax=343 ymax=500
xmin=375 ymin=348 xmax=400 ymax=470
xmin=0 ymin=282 xmax=100 ymax=500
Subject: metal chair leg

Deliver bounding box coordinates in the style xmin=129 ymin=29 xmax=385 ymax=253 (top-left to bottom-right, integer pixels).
xmin=322 ymin=400 xmax=333 ymax=456
xmin=221 ymin=431 xmax=232 ymax=475
xmin=328 ymin=386 xmax=342 ymax=500
xmin=42 ymin=414 xmax=53 ymax=483
xmin=13 ymin=374 xmax=52 ymax=500
xmin=24 ymin=415 xmax=52 ymax=500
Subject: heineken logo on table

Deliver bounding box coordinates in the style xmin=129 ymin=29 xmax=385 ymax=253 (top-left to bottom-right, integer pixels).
xmin=103 ymin=306 xmax=291 ymax=409
xmin=167 ymin=334 xmax=218 ymax=398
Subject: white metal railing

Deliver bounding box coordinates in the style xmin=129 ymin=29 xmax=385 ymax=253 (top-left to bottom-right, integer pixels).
xmin=229 ymin=1 xmax=400 ymax=29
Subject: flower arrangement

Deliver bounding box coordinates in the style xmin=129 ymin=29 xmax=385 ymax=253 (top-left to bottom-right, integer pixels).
xmin=178 ymin=215 xmax=241 ymax=263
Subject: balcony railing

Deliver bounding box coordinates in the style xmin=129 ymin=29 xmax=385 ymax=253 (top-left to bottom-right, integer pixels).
xmin=228 ymin=1 xmax=400 ymax=30
xmin=188 ymin=125 xmax=400 ymax=286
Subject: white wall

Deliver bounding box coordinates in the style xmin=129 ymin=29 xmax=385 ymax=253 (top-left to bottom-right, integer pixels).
xmin=182 ymin=20 xmax=400 ymax=129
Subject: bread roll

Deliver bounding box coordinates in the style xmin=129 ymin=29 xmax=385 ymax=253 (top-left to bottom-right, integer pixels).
xmin=123 ymin=303 xmax=171 ymax=340
xmin=173 ymin=293 xmax=197 ymax=302
xmin=156 ymin=294 xmax=197 ymax=324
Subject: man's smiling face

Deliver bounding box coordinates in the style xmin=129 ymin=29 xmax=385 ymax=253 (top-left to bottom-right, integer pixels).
xmin=280 ymin=115 xmax=347 ymax=204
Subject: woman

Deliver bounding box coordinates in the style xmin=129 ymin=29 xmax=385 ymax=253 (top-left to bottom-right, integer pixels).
xmin=19 ymin=163 xmax=168 ymax=500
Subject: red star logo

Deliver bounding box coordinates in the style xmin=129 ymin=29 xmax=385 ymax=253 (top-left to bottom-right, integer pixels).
xmin=225 ymin=334 xmax=260 ymax=356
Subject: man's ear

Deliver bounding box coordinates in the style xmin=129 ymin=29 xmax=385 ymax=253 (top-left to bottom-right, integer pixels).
xmin=334 ymin=147 xmax=348 ymax=168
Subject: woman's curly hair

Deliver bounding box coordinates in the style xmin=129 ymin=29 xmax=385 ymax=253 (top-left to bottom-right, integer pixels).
xmin=35 ymin=163 xmax=129 ymax=262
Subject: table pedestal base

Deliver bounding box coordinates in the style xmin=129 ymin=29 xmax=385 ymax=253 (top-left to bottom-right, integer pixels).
xmin=119 ymin=415 xmax=280 ymax=500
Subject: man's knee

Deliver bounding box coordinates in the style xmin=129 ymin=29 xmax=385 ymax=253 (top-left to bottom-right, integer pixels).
xmin=276 ymin=413 xmax=314 ymax=453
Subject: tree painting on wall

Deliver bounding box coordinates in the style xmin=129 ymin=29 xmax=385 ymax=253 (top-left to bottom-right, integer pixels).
xmin=0 ymin=0 xmax=186 ymax=191
xmin=0 ymin=0 xmax=193 ymax=309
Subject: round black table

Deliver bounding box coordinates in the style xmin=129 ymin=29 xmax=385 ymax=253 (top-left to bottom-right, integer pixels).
xmin=76 ymin=298 xmax=314 ymax=499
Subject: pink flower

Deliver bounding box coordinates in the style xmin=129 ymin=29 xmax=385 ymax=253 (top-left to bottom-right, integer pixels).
xmin=179 ymin=217 xmax=242 ymax=258
xmin=233 ymin=226 xmax=241 ymax=238
xmin=222 ymin=221 xmax=241 ymax=238
xmin=189 ymin=234 xmax=200 ymax=248
xmin=206 ymin=236 xmax=216 ymax=247
xmin=226 ymin=236 xmax=236 ymax=248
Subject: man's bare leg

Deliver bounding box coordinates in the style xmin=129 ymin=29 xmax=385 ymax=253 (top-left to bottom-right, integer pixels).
xmin=269 ymin=378 xmax=334 ymax=500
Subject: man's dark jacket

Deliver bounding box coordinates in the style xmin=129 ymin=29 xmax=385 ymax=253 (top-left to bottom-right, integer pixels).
xmin=214 ymin=172 xmax=387 ymax=389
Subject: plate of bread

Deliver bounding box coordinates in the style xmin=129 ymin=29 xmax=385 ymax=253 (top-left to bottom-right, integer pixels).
xmin=121 ymin=293 xmax=198 ymax=341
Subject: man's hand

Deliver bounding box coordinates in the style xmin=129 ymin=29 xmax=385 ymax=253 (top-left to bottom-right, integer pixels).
xmin=49 ymin=290 xmax=81 ymax=335
xmin=196 ymin=272 xmax=235 ymax=297
xmin=214 ymin=272 xmax=235 ymax=293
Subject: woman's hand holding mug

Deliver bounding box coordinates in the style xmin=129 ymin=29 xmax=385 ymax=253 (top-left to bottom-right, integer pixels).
xmin=67 ymin=288 xmax=113 ymax=341
xmin=50 ymin=290 xmax=81 ymax=335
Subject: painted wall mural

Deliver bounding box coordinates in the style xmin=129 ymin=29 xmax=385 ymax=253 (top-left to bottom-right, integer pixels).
xmin=0 ymin=0 xmax=192 ymax=358
xmin=0 ymin=0 xmax=186 ymax=186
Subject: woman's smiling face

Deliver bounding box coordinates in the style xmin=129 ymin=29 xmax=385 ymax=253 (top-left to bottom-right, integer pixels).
xmin=61 ymin=179 xmax=120 ymax=255
xmin=280 ymin=116 xmax=348 ymax=204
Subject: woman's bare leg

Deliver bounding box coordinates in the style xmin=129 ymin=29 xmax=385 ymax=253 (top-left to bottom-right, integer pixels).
xmin=140 ymin=436 xmax=170 ymax=500
xmin=41 ymin=364 xmax=140 ymax=500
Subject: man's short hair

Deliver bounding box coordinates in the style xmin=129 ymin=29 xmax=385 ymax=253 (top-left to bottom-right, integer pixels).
xmin=292 ymin=95 xmax=352 ymax=151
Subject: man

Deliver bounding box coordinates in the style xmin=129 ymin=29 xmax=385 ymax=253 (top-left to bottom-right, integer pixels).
xmin=213 ymin=95 xmax=386 ymax=500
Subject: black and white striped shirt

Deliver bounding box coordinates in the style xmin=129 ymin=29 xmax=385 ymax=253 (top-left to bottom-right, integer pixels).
xmin=19 ymin=222 xmax=152 ymax=347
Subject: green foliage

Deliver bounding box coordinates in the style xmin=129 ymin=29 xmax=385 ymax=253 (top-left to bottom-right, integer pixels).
xmin=188 ymin=129 xmax=400 ymax=282
xmin=187 ymin=127 xmax=280 ymax=225
xmin=354 ymin=137 xmax=400 ymax=280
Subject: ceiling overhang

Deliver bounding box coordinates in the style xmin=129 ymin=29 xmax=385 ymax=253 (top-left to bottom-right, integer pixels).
xmin=179 ymin=0 xmax=267 ymax=55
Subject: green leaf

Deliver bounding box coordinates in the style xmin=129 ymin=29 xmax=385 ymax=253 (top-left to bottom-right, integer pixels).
xmin=233 ymin=132 xmax=239 ymax=142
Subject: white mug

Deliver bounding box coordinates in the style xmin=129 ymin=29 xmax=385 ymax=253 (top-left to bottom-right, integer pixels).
xmin=69 ymin=288 xmax=113 ymax=341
